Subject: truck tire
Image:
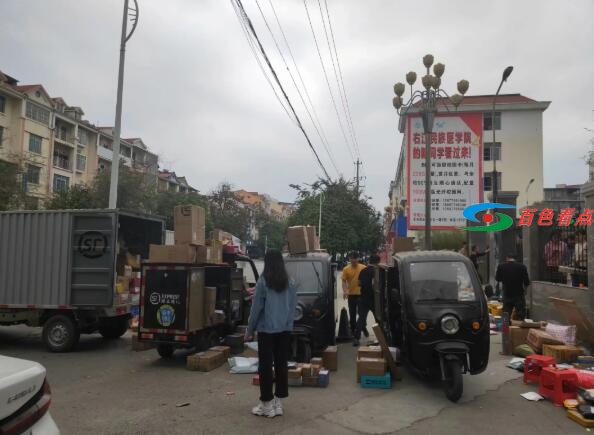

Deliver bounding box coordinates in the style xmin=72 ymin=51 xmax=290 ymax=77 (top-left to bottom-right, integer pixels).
xmin=99 ymin=317 xmax=129 ymax=339
xmin=157 ymin=344 xmax=174 ymax=358
xmin=43 ymin=315 xmax=80 ymax=352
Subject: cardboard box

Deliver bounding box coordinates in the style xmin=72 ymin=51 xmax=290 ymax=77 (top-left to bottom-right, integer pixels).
xmin=174 ymin=205 xmax=206 ymax=246
xmin=288 ymin=367 xmax=302 ymax=379
xmin=542 ymin=344 xmax=584 ymax=363
xmin=358 ymin=346 xmax=383 ymax=359
xmin=306 ymin=226 xmax=317 ymax=251
xmin=126 ymin=252 xmax=141 ymax=269
xmin=311 ymin=365 xmax=322 ymax=376
xmin=116 ymin=276 xmax=129 ymax=294
xmin=301 ymin=363 xmax=313 ymax=377
xmin=187 ymin=351 xmax=223 ymax=372
xmin=527 ymin=328 xmax=564 ymax=353
xmin=210 ymin=345 xmax=231 ymax=360
xmin=357 ymin=357 xmax=387 ymax=382
xmin=212 ymin=310 xmax=225 ymax=325
xmin=188 ymin=268 xmax=206 ymax=331
xmin=212 ymin=229 xmax=233 ymax=244
xmin=510 ymin=326 xmax=532 ymax=350
xmin=149 ymin=244 xmax=197 ymax=263
xmin=311 ymin=357 xmax=323 ymax=366
xmin=195 ymin=246 xmax=211 ymax=264
xmin=287 ymin=226 xmax=309 ymax=254
xmin=204 ymin=287 xmax=217 ymax=327
xmin=511 ymin=320 xmax=544 ymax=328
xmin=323 ymin=346 xmax=338 ymax=371
xmin=302 ymin=376 xmax=319 ymax=387
xmin=393 ymin=237 xmax=415 ymax=253
xmin=207 ymin=241 xmax=224 ymax=264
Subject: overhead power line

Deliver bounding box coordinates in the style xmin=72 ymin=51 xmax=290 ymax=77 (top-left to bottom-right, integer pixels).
xmin=254 ymin=0 xmax=340 ymax=177
xmin=303 ymin=0 xmax=355 ymax=163
xmin=268 ymin=0 xmax=340 ymax=176
xmin=323 ymin=0 xmax=361 ymax=158
xmin=233 ymin=0 xmax=331 ymax=181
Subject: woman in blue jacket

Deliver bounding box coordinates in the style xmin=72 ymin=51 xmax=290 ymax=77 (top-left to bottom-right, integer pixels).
xmin=245 ymin=249 xmax=297 ymax=418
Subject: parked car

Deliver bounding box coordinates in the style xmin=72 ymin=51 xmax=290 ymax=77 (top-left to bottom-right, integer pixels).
xmin=0 ymin=355 xmax=60 ymax=434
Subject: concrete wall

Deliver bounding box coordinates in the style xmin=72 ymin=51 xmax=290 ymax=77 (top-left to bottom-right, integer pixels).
xmin=529 ymin=281 xmax=593 ymax=323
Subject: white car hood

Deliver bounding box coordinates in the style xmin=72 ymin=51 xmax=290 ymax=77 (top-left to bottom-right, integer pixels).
xmin=0 ymin=355 xmax=46 ymax=421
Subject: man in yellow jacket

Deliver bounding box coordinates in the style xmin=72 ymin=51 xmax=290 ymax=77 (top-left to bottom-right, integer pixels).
xmin=342 ymin=252 xmax=367 ymax=337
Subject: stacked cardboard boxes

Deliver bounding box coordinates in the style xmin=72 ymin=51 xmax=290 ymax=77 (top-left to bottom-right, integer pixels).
xmin=356 ymin=346 xmax=388 ymax=384
xmin=289 ymin=358 xmax=331 ymax=388
xmin=287 ymin=225 xmax=321 ymax=255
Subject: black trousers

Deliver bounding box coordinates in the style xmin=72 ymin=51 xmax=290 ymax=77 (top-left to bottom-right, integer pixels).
xmin=348 ymin=295 xmax=361 ymax=333
xmin=355 ymin=299 xmax=376 ymax=340
xmin=503 ymin=296 xmax=526 ymax=323
xmin=257 ymin=331 xmax=290 ymax=402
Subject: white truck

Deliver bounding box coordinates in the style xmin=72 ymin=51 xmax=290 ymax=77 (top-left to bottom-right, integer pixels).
xmin=0 ymin=209 xmax=164 ymax=352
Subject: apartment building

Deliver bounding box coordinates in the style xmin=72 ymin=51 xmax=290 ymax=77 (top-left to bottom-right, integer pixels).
xmin=0 ymin=70 xmax=160 ymax=207
xmin=233 ymin=189 xmax=295 ymax=221
xmin=157 ymin=170 xmax=198 ymax=193
xmin=389 ymin=93 xmax=550 ymax=232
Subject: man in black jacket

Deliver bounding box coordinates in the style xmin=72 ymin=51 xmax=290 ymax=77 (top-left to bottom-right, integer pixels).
xmin=495 ymin=253 xmax=530 ymax=323
xmin=353 ymin=254 xmax=380 ymax=346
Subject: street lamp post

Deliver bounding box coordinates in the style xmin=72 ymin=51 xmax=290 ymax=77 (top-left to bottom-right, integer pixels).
xmin=489 ymin=66 xmax=513 ymax=279
xmin=525 ymin=178 xmax=535 ymax=207
xmin=108 ymin=0 xmax=139 ymax=209
xmin=393 ymin=54 xmax=469 ymax=250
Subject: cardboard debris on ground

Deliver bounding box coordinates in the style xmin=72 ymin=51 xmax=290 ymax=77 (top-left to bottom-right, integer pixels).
xmin=550 ymin=297 xmax=594 ymax=346
xmin=373 ymin=324 xmax=401 ymax=381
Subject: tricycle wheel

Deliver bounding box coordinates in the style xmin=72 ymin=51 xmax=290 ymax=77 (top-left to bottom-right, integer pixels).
xmin=443 ymin=358 xmax=463 ymax=402
xmin=99 ymin=316 xmax=129 ymax=339
xmin=157 ymin=344 xmax=174 ymax=359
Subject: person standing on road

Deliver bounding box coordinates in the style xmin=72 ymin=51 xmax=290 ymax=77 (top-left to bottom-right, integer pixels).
xmin=495 ymin=252 xmax=530 ymax=323
xmin=341 ymin=252 xmax=367 ymax=337
xmin=245 ymin=249 xmax=297 ymax=418
xmin=353 ymin=254 xmax=380 ymax=346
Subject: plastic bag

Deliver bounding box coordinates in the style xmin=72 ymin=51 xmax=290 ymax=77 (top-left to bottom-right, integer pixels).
xmin=545 ymin=323 xmax=577 ymax=346
xmin=513 ymin=344 xmax=536 ymax=358
xmin=228 ymin=357 xmax=258 ymax=374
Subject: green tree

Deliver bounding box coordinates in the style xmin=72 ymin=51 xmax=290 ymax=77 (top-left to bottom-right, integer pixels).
xmin=90 ymin=165 xmax=157 ymax=212
xmin=288 ymin=178 xmax=382 ymax=256
xmin=207 ymin=182 xmax=251 ymax=240
xmin=431 ymin=230 xmax=466 ymax=251
xmin=254 ymin=208 xmax=287 ymax=252
xmin=45 ymin=184 xmax=96 ymax=210
xmin=0 ymin=159 xmax=25 ymax=211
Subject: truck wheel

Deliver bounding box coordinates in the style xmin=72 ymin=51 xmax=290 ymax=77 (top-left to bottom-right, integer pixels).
xmin=99 ymin=317 xmax=129 ymax=339
xmin=157 ymin=344 xmax=174 ymax=358
xmin=443 ymin=358 xmax=463 ymax=402
xmin=43 ymin=315 xmax=80 ymax=353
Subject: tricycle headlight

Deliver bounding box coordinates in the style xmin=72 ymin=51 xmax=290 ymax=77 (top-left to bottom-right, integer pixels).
xmin=441 ymin=315 xmax=460 ymax=335
xmin=294 ymin=305 xmax=303 ymax=321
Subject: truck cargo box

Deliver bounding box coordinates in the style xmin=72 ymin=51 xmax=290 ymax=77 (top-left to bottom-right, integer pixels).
xmin=0 ymin=209 xmax=164 ymax=308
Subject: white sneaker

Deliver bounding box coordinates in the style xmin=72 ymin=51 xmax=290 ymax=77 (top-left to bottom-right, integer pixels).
xmin=252 ymin=401 xmax=276 ymax=418
xmin=273 ymin=397 xmax=283 ymax=416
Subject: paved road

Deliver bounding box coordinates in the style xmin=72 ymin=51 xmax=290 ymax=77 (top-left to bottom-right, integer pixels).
xmin=0 ymin=325 xmax=585 ymax=435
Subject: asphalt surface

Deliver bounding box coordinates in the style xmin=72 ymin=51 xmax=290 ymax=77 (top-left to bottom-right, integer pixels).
xmin=0 ymin=324 xmax=587 ymax=435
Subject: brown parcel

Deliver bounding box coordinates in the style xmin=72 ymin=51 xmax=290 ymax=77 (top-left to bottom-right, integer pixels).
xmin=357 ymin=357 xmax=387 ymax=383
xmin=210 ymin=346 xmax=231 ymax=360
xmin=323 ymin=346 xmax=338 ymax=371
xmin=302 ymin=376 xmax=319 ymax=387
xmin=301 ymin=363 xmax=313 ymax=377
xmin=149 ymin=244 xmax=197 ymax=263
xmin=510 ymin=326 xmax=532 ymax=350
xmin=287 ymin=226 xmax=309 ymax=254
xmin=311 ymin=357 xmax=323 ymax=366
xmin=542 ymin=344 xmax=583 ymax=363
xmin=204 ymin=287 xmax=217 ymax=327
xmin=357 ymin=346 xmax=383 ymax=359
xmin=527 ymin=328 xmax=564 ymax=353
xmin=288 ymin=367 xmax=302 ymax=379
xmin=174 ymin=205 xmax=206 ymax=246
xmin=306 ymin=226 xmax=317 ymax=251
xmin=187 ymin=351 xmax=223 ymax=372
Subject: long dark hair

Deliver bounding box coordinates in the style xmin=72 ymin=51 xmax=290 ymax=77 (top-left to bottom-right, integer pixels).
xmin=262 ymin=249 xmax=289 ymax=292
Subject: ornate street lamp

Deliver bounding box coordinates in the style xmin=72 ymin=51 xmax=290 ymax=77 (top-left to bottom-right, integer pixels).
xmin=392 ymin=54 xmax=469 ymax=250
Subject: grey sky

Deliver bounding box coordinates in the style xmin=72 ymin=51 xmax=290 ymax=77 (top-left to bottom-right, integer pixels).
xmin=2 ymin=0 xmax=593 ymax=211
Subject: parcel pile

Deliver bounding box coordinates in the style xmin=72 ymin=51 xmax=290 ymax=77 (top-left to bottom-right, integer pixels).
xmin=356 ymin=345 xmax=399 ymax=389
xmin=286 ymin=225 xmax=323 ymax=254
xmin=148 ymin=205 xmax=224 ymax=264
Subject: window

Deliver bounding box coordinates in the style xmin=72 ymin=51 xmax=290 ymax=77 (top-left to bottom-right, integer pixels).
xmin=53 ymin=175 xmax=69 ymax=192
xmin=53 ymin=148 xmax=70 ymax=170
xmin=26 ymin=165 xmax=41 ymax=185
xmin=483 ymin=142 xmax=502 ymax=161
xmin=76 ymin=153 xmax=87 ymax=171
xmin=284 ymin=261 xmax=325 ymax=294
xmin=483 ymin=112 xmax=501 ymax=131
xmin=0 ymin=95 xmax=5 ymax=113
xmin=409 ymin=261 xmax=477 ymax=303
xmin=29 ymin=133 xmax=42 ymax=154
xmin=78 ymin=129 xmax=89 ymax=146
xmin=483 ymin=172 xmax=502 ymax=191
xmin=26 ymin=102 xmax=50 ymax=125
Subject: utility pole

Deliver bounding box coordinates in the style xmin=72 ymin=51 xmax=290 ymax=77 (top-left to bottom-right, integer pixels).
xmin=108 ymin=0 xmax=139 ymax=209
xmin=355 ymin=159 xmax=362 ymax=195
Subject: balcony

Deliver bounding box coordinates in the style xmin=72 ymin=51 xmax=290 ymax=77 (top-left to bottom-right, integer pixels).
xmin=97 ymin=146 xmax=131 ymax=167
xmin=53 ymin=154 xmax=72 ymax=171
